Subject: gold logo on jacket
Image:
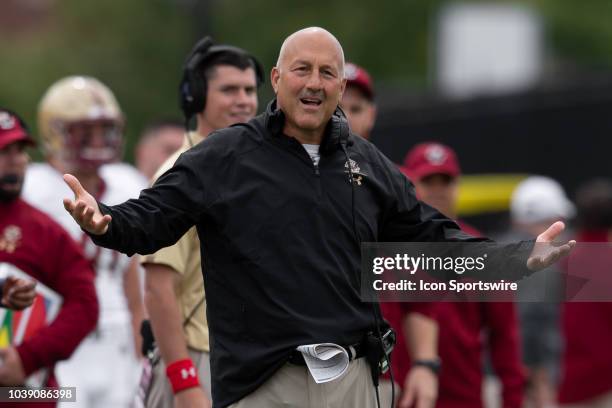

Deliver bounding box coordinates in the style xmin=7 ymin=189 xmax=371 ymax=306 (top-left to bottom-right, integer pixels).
xmin=0 ymin=225 xmax=22 ymax=253
xmin=344 ymin=159 xmax=366 ymax=186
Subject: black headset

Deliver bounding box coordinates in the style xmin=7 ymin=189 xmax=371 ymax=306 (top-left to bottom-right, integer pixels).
xmin=179 ymin=36 xmax=265 ymax=121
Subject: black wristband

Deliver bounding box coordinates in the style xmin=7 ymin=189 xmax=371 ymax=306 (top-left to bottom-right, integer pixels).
xmin=412 ymin=358 xmax=441 ymax=375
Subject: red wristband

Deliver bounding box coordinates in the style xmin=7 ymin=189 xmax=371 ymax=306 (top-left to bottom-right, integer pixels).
xmin=166 ymin=358 xmax=200 ymax=394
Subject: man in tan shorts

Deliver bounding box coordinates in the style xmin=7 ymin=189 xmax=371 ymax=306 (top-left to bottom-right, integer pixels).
xmin=140 ymin=37 xmax=263 ymax=408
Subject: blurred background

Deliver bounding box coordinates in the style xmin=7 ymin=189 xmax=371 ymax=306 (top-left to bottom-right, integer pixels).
xmin=3 ymin=2 xmax=612 ymax=407
xmin=1 ymin=0 xmax=612 ymax=232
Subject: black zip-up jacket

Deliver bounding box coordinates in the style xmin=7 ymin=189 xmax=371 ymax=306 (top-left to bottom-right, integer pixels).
xmin=91 ymin=100 xmax=529 ymax=407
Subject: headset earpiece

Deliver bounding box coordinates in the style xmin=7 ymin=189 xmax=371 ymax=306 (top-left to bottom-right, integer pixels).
xmin=179 ymin=37 xmax=215 ymax=123
xmin=334 ymin=105 xmax=350 ymax=146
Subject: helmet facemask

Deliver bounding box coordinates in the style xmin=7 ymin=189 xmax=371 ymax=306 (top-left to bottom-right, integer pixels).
xmin=53 ymin=118 xmax=124 ymax=172
xmin=38 ymin=76 xmax=125 ymax=173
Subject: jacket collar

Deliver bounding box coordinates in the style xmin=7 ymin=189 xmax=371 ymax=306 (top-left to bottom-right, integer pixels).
xmin=264 ymin=98 xmax=351 ymax=154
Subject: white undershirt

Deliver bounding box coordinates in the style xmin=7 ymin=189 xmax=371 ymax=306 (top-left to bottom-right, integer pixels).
xmin=302 ymin=143 xmax=321 ymax=166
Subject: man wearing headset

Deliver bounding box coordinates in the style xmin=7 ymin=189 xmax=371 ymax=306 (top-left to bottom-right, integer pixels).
xmin=140 ymin=37 xmax=262 ymax=408
xmin=63 ymin=28 xmax=572 ymax=408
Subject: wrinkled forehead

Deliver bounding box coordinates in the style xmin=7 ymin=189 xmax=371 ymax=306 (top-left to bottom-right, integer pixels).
xmin=280 ymin=34 xmax=344 ymax=72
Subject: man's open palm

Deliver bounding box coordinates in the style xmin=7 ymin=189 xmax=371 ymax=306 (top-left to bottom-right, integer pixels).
xmin=527 ymin=221 xmax=576 ymax=271
xmin=63 ymin=174 xmax=111 ymax=235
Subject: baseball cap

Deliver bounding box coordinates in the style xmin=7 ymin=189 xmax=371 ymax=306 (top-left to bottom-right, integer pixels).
xmin=511 ymin=176 xmax=575 ymax=224
xmin=0 ymin=109 xmax=35 ymax=150
xmin=344 ymin=62 xmax=374 ymax=101
xmin=401 ymin=142 xmax=461 ymax=181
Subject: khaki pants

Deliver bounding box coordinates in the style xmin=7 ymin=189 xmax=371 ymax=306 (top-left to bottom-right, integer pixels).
xmin=145 ymin=348 xmax=211 ymax=408
xmin=229 ymin=358 xmax=378 ymax=408
xmin=378 ymin=378 xmax=400 ymax=408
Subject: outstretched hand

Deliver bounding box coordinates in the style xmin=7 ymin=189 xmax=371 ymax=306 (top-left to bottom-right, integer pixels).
xmin=527 ymin=221 xmax=576 ymax=271
xmin=63 ymin=174 xmax=111 ymax=235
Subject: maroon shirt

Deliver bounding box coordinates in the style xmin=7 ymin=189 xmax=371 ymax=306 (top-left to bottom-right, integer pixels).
xmin=381 ymin=302 xmax=436 ymax=385
xmin=0 ymin=198 xmax=98 ymax=407
xmin=435 ymin=222 xmax=524 ymax=408
xmin=558 ymin=230 xmax=612 ymax=403
xmin=382 ymin=221 xmax=525 ymax=408
xmin=435 ymin=301 xmax=524 ymax=408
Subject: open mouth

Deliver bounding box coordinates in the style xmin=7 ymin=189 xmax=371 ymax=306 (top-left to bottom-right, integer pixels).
xmin=300 ymin=98 xmax=322 ymax=107
xmin=230 ymin=113 xmax=251 ymax=120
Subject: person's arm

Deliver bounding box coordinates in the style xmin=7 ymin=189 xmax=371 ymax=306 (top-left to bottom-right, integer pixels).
xmin=13 ymin=225 xmax=98 ymax=381
xmin=145 ymin=263 xmax=210 ymax=408
xmin=123 ymin=258 xmax=145 ymax=358
xmin=145 ymin=263 xmax=189 ymax=363
xmin=63 ymin=142 xmax=221 ymax=256
xmin=399 ymin=311 xmax=439 ymax=408
xmin=143 ymin=226 xmax=211 ymax=407
xmin=378 ymin=159 xmax=573 ymax=278
xmin=483 ymin=302 xmax=526 ymax=408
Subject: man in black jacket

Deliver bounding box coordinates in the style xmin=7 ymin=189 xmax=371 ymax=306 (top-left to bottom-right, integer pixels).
xmin=62 ymin=27 xmax=573 ymax=408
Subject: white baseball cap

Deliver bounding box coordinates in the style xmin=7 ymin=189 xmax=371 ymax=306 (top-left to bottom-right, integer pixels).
xmin=511 ymin=176 xmax=575 ymax=224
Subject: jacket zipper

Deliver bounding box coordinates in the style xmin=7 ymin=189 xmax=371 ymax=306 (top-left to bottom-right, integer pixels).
xmin=286 ymin=139 xmax=321 ymax=177
xmin=272 ymin=135 xmax=323 ymax=195
xmin=294 ymin=142 xmax=322 ymax=196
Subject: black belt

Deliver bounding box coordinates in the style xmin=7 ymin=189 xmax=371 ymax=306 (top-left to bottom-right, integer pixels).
xmin=288 ymin=341 xmax=367 ymax=366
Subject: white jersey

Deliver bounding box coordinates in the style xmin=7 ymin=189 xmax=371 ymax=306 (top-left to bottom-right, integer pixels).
xmin=23 ymin=162 xmax=147 ymax=328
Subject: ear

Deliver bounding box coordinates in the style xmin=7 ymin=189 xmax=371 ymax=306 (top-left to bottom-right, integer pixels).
xmin=369 ymin=104 xmax=377 ymax=126
xmin=339 ymin=77 xmax=347 ymax=100
xmin=271 ymin=67 xmax=280 ymax=94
